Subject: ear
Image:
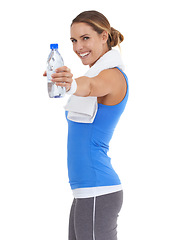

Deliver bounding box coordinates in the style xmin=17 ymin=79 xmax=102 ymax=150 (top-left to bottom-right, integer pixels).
xmin=101 ymin=30 xmax=109 ymax=43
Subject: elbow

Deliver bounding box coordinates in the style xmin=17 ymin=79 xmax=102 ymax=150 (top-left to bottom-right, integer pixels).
xmin=74 ymin=77 xmax=92 ymax=97
xmin=87 ymin=79 xmax=93 ymax=97
xmin=87 ymin=82 xmax=92 ymax=97
xmin=81 ymin=78 xmax=92 ymax=97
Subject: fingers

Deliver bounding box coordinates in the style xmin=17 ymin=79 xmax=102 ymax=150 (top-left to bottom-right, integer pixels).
xmin=51 ymin=66 xmax=73 ymax=85
xmin=43 ymin=66 xmax=73 ymax=91
xmin=55 ymin=66 xmax=71 ymax=73
xmin=55 ymin=82 xmax=71 ymax=90
xmin=43 ymin=66 xmax=70 ymax=77
xmin=51 ymin=71 xmax=73 ymax=79
xmin=51 ymin=74 xmax=73 ymax=84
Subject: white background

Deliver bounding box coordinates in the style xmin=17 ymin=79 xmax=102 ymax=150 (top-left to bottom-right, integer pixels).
xmin=0 ymin=0 xmax=178 ymax=239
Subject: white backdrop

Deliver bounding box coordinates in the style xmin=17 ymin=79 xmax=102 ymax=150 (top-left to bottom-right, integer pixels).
xmin=0 ymin=0 xmax=178 ymax=239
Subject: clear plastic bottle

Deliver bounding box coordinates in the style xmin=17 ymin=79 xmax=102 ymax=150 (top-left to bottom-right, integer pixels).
xmin=47 ymin=44 xmax=65 ymax=98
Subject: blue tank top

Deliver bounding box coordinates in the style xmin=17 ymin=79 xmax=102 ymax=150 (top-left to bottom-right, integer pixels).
xmin=65 ymin=67 xmax=129 ymax=190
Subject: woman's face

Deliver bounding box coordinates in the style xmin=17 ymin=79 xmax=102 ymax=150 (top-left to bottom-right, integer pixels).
xmin=70 ymin=22 xmax=108 ymax=67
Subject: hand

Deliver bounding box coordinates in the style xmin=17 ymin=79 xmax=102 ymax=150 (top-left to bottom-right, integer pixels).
xmin=51 ymin=66 xmax=73 ymax=92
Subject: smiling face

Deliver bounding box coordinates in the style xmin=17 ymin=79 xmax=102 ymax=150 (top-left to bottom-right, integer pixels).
xmin=70 ymin=22 xmax=109 ymax=67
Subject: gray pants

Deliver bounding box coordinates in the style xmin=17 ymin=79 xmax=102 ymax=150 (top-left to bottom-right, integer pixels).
xmin=69 ymin=191 xmax=123 ymax=240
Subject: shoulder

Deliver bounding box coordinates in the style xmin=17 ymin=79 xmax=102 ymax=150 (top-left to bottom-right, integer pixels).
xmin=98 ymin=67 xmax=124 ymax=78
xmin=97 ymin=68 xmax=126 ymax=87
xmin=96 ymin=68 xmax=127 ymax=105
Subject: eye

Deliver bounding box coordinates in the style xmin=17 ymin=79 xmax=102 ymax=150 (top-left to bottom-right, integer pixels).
xmin=71 ymin=39 xmax=77 ymax=43
xmin=83 ymin=36 xmax=89 ymax=41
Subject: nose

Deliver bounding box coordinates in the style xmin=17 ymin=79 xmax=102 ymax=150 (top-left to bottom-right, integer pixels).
xmin=74 ymin=41 xmax=84 ymax=53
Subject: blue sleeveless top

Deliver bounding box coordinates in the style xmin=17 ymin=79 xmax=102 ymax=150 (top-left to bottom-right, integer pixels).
xmin=65 ymin=67 xmax=129 ymax=191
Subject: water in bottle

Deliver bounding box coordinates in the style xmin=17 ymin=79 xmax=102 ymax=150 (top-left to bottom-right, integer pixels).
xmin=47 ymin=44 xmax=65 ymax=98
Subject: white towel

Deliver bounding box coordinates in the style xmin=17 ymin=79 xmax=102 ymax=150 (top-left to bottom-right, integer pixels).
xmin=64 ymin=49 xmax=125 ymax=123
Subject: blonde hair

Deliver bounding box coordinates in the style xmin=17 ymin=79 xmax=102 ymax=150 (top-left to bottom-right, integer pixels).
xmin=71 ymin=10 xmax=124 ymax=50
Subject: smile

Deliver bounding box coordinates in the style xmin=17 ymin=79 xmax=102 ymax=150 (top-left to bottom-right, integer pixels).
xmin=79 ymin=52 xmax=90 ymax=58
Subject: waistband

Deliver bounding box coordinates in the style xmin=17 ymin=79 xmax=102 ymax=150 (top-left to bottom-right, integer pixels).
xmin=72 ymin=184 xmax=123 ymax=199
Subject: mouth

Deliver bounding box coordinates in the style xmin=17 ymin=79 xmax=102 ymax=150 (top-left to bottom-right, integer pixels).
xmin=78 ymin=51 xmax=91 ymax=59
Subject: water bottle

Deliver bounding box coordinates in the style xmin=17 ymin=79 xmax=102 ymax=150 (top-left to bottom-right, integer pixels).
xmin=47 ymin=43 xmax=65 ymax=98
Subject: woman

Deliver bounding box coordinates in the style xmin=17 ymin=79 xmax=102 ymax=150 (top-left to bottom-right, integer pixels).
xmin=44 ymin=10 xmax=128 ymax=240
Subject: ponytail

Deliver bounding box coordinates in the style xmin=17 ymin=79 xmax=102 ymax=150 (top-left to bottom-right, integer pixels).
xmin=108 ymin=27 xmax=124 ymax=50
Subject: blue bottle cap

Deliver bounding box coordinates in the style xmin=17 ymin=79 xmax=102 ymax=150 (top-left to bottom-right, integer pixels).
xmin=50 ymin=44 xmax=58 ymax=49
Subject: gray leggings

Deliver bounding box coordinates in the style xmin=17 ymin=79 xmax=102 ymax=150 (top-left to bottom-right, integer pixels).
xmin=69 ymin=191 xmax=123 ymax=240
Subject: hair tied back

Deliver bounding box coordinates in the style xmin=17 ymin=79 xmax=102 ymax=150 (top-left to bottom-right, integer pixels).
xmin=109 ymin=27 xmax=124 ymax=48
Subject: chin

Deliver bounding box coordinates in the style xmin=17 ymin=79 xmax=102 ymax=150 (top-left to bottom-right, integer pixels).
xmin=81 ymin=59 xmax=93 ymax=66
xmin=81 ymin=61 xmax=89 ymax=66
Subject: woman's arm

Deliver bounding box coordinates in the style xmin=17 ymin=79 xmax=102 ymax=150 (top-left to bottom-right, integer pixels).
xmin=75 ymin=68 xmax=121 ymax=97
xmin=50 ymin=66 xmax=126 ymax=99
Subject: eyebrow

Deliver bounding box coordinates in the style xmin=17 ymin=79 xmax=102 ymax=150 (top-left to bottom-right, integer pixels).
xmin=70 ymin=34 xmax=90 ymax=40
